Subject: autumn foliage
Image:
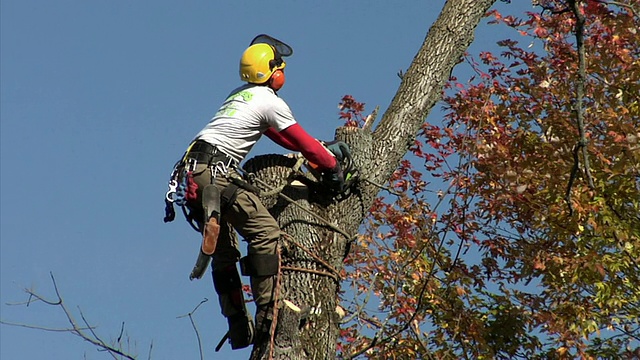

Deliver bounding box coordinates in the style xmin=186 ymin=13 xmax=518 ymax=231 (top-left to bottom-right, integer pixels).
xmin=339 ymin=95 xmax=368 ymax=128
xmin=339 ymin=1 xmax=639 ymax=359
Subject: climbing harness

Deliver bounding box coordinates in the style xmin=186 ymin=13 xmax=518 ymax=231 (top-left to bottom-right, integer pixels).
xmin=164 ymin=157 xmax=199 ymax=224
xmin=164 ymin=140 xmax=238 ymax=225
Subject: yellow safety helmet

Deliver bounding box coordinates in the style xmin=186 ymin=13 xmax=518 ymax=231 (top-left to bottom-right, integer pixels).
xmin=239 ymin=34 xmax=293 ymax=84
xmin=239 ymin=43 xmax=285 ymax=84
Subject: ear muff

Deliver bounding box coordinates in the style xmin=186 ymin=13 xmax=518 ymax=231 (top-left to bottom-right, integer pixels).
xmin=269 ymin=70 xmax=285 ymax=91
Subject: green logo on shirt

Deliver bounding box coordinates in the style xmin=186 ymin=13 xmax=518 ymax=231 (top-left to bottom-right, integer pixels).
xmin=215 ymin=90 xmax=254 ymax=117
xmin=234 ymin=90 xmax=253 ymax=102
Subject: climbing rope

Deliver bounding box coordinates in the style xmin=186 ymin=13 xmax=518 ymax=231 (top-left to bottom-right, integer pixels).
xmin=173 ymin=169 xmax=198 ymax=207
xmin=281 ymin=233 xmax=342 ymax=282
xmin=268 ymin=249 xmax=283 ymax=360
xmin=266 ymin=235 xmax=340 ymax=360
xmin=239 ymin=162 xmax=351 ymax=357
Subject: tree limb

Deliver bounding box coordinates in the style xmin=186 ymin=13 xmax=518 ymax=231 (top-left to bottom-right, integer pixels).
xmin=565 ymin=0 xmax=596 ymax=215
xmin=2 ymin=272 xmax=139 ymax=359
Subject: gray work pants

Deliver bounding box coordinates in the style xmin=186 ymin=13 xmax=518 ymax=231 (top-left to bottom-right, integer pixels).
xmin=188 ymin=163 xmax=279 ymax=306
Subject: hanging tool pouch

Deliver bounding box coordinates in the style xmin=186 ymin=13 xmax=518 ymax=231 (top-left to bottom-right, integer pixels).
xmin=189 ymin=176 xmax=264 ymax=282
xmin=188 ymin=176 xmax=260 ymax=281
xmin=165 ymin=140 xmax=264 ymax=282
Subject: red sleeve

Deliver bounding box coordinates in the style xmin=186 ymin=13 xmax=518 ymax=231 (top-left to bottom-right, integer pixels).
xmin=267 ymin=124 xmax=337 ymax=170
xmin=265 ymin=127 xmax=299 ymax=151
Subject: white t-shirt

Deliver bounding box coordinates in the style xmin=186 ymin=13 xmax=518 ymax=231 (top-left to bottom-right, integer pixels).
xmin=194 ymin=84 xmax=297 ymax=163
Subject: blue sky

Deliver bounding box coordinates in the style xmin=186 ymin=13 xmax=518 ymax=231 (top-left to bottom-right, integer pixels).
xmin=1 ymin=1 xmax=533 ymax=359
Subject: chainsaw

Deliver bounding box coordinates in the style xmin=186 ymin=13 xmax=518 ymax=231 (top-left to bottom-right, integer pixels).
xmin=305 ymin=141 xmax=359 ymax=199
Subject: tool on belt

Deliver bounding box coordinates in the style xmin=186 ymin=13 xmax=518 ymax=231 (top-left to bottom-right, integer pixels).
xmin=164 ymin=140 xmax=264 ymax=279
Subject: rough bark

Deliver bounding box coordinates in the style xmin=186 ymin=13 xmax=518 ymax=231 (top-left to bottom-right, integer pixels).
xmin=245 ymin=0 xmax=497 ymax=358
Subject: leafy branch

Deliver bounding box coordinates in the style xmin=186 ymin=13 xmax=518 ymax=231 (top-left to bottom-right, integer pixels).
xmin=594 ymin=0 xmax=639 ymax=17
xmin=565 ymin=0 xmax=596 ymax=215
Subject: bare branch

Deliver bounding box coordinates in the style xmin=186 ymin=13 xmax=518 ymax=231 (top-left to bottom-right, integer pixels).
xmin=361 ymin=178 xmax=403 ymax=197
xmin=0 ymin=320 xmax=92 ymax=333
xmin=78 ymin=307 xmax=123 ymax=360
xmin=177 ymin=298 xmax=209 ymax=360
xmin=147 ymin=341 xmax=154 ymax=360
xmin=341 ymin=273 xmax=379 ymax=325
xmin=2 ymin=272 xmax=139 ymax=360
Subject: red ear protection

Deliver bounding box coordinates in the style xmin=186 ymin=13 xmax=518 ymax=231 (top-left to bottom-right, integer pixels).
xmin=269 ymin=70 xmax=285 ymax=91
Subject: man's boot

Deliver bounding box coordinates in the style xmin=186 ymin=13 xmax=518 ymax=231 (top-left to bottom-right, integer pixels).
xmin=212 ymin=265 xmax=254 ymax=350
xmin=254 ymin=301 xmax=275 ymax=344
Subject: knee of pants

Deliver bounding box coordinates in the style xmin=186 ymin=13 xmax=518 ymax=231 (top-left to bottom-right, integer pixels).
xmin=248 ymin=227 xmax=280 ymax=256
xmin=229 ymin=191 xmax=281 ymax=253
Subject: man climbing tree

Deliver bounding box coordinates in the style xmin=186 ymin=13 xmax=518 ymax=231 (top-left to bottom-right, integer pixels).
xmin=164 ymin=34 xmax=353 ymax=352
xmin=236 ymin=0 xmax=638 ymax=359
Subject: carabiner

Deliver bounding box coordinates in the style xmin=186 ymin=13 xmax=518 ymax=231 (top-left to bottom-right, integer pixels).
xmin=165 ymin=179 xmax=179 ymax=202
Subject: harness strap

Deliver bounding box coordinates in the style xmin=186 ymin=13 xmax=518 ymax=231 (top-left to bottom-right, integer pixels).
xmin=229 ymin=175 xmax=262 ymax=195
xmin=240 ymin=254 xmax=280 ymax=277
xmin=220 ymin=183 xmax=240 ymax=215
xmin=183 ymin=206 xmax=201 ymax=232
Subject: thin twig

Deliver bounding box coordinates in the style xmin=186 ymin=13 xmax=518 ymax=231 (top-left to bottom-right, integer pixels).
xmin=268 ymin=250 xmax=284 ymax=360
xmin=0 ymin=320 xmax=92 ymax=333
xmin=78 ymin=307 xmax=120 ymax=360
xmin=117 ymin=322 xmax=125 ymax=344
xmin=177 ymin=298 xmax=209 ymax=360
xmin=361 ymin=178 xmax=403 ymax=197
xmin=340 ymin=273 xmax=379 ymax=325
xmin=4 ymin=272 xmax=138 ymax=359
xmin=408 ymin=320 xmax=431 ymax=358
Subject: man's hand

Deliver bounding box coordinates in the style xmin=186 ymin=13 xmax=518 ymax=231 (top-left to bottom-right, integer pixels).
xmin=322 ymin=161 xmax=345 ymax=193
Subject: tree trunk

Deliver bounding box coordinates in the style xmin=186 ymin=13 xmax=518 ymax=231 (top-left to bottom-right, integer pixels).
xmin=245 ymin=0 xmax=497 ymax=358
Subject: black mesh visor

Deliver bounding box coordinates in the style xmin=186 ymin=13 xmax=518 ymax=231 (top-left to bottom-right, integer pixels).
xmin=250 ymin=34 xmax=293 ymax=58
